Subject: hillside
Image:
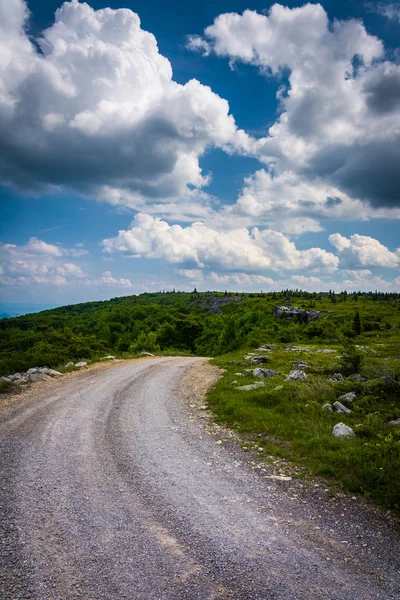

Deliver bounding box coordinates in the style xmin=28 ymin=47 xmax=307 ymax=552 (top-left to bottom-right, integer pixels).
xmin=0 ymin=290 xmax=399 ymax=376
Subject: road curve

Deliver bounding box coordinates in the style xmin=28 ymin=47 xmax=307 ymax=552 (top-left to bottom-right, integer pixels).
xmin=0 ymin=357 xmax=399 ymax=599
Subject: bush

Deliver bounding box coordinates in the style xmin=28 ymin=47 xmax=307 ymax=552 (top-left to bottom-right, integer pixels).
xmin=339 ymin=338 xmax=363 ymax=375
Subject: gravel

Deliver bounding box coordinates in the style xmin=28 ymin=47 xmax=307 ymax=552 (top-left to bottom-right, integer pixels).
xmin=0 ymin=356 xmax=399 ymax=599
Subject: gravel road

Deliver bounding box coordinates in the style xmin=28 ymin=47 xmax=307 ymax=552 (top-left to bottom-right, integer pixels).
xmin=0 ymin=357 xmax=399 ymax=599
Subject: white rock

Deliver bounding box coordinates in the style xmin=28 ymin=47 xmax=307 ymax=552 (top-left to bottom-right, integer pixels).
xmin=75 ymin=361 xmax=88 ymax=368
xmin=388 ymin=418 xmax=400 ymax=427
xmin=231 ymin=380 xmax=238 ymax=385
xmin=46 ymin=369 xmax=62 ymax=377
xmin=285 ymin=370 xmax=307 ymax=382
xmin=338 ymin=392 xmax=356 ymax=403
xmin=27 ymin=373 xmax=52 ymax=382
xmin=333 ymin=401 xmax=352 ymax=414
xmin=140 ymin=352 xmax=155 ymax=357
xmin=322 ymin=403 xmax=333 ymax=411
xmin=317 ymin=349 xmax=337 ymax=354
xmin=27 ymin=367 xmax=40 ymax=375
xmin=273 ymin=385 xmax=284 ymax=391
xmin=234 ymin=372 xmax=244 ymax=376
xmin=65 ymin=362 xmax=75 ymax=368
xmin=266 ymin=475 xmax=292 ymax=481
xmin=329 ymin=373 xmax=344 ymax=382
xmin=332 ymin=423 xmax=354 ymax=439
xmin=236 ymin=382 xmax=265 ymax=391
xmin=101 ymin=355 xmax=116 ymax=360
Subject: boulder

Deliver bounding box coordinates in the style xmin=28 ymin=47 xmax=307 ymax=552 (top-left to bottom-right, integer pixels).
xmin=75 ymin=361 xmax=88 ymax=368
xmin=293 ymin=360 xmax=310 ymax=370
xmin=253 ymin=368 xmax=281 ymax=378
xmin=388 ymin=418 xmax=400 ymax=427
xmin=333 ymin=401 xmax=352 ymax=414
xmin=27 ymin=367 xmax=40 ymax=375
xmin=251 ymin=355 xmax=269 ymax=365
xmin=322 ymin=403 xmax=333 ymax=411
xmin=10 ymin=373 xmax=23 ymax=381
xmin=285 ymin=370 xmax=307 ymax=382
xmin=338 ymin=392 xmax=356 ymax=403
xmin=11 ymin=378 xmax=28 ymax=385
xmin=349 ymin=373 xmax=367 ymax=382
xmin=329 ymin=373 xmax=344 ymax=383
xmin=27 ymin=373 xmax=52 ymax=383
xmin=332 ymin=423 xmax=355 ymax=439
xmin=236 ymin=382 xmax=265 ymax=391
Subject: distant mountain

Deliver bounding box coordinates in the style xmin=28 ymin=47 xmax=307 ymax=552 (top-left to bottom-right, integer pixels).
xmin=0 ymin=303 xmax=59 ymax=318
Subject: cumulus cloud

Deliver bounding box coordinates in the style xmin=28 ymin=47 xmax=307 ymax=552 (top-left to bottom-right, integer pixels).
xmin=102 ymin=213 xmax=339 ymax=272
xmin=0 ymin=237 xmax=87 ymax=286
xmin=100 ymin=271 xmax=133 ymax=287
xmin=0 ymin=0 xmax=251 ymax=218
xmin=191 ymin=3 xmax=400 ymax=213
xmin=210 ymin=272 xmax=275 ymax=286
xmin=329 ymin=233 xmax=400 ymax=267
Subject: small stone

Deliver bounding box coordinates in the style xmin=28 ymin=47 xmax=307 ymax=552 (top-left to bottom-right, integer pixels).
xmin=253 ymin=368 xmax=281 ymax=378
xmin=338 ymin=392 xmax=356 ymax=403
xmin=199 ymin=405 xmax=208 ymax=410
xmin=333 ymin=401 xmax=352 ymax=414
xmin=75 ymin=361 xmax=88 ymax=368
xmin=285 ymin=370 xmax=307 ymax=382
xmin=273 ymin=385 xmax=284 ymax=391
xmin=236 ymin=382 xmax=265 ymax=391
xmin=332 ymin=423 xmax=354 ymax=439
xmin=329 ymin=373 xmax=344 ymax=383
xmin=251 ymin=355 xmax=269 ymax=365
xmin=234 ymin=372 xmax=244 ymax=376
xmin=215 ymin=440 xmax=223 ymax=445
xmin=322 ymin=403 xmax=333 ymax=411
xmin=388 ymin=418 xmax=400 ymax=427
xmin=231 ymin=380 xmax=238 ymax=385
xmin=266 ymin=475 xmax=292 ymax=481
xmin=65 ymin=362 xmax=75 ymax=368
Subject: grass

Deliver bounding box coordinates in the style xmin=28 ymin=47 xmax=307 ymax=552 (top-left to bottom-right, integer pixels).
xmin=208 ymin=343 xmax=400 ymax=511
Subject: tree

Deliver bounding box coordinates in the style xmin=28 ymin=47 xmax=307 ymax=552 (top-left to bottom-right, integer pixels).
xmin=353 ymin=310 xmax=362 ymax=336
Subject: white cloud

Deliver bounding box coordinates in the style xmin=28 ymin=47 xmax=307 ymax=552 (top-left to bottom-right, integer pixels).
xmin=100 ymin=271 xmax=133 ymax=288
xmin=0 ymin=0 xmax=251 ymax=219
xmin=367 ymin=3 xmax=400 ymax=22
xmin=176 ymin=269 xmax=204 ymax=280
xmin=191 ymin=4 xmax=400 ymax=215
xmin=102 ymin=213 xmax=339 ymax=273
xmin=210 ymin=272 xmax=275 ymax=286
xmin=329 ymin=233 xmax=400 ymax=267
xmin=0 ymin=238 xmax=87 ymax=286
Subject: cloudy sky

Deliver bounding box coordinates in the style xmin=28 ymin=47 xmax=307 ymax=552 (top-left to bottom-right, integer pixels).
xmin=0 ymin=0 xmax=399 ymax=304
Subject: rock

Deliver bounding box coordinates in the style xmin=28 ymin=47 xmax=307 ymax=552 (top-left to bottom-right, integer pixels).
xmin=338 ymin=392 xmax=356 ymax=403
xmin=349 ymin=373 xmax=367 ymax=382
xmin=140 ymin=352 xmax=155 ymax=357
xmin=27 ymin=367 xmax=40 ymax=375
xmin=257 ymin=345 xmax=272 ymax=351
xmin=26 ymin=373 xmax=52 ymax=382
xmin=322 ymin=403 xmax=333 ymax=411
xmin=46 ymin=369 xmax=62 ymax=377
xmin=228 ymin=360 xmax=236 ymax=364
xmin=273 ymin=385 xmax=284 ymax=391
xmin=251 ymin=355 xmax=269 ymax=365
xmin=273 ymin=306 xmax=323 ymax=321
xmin=11 ymin=377 xmax=28 ymax=385
xmin=388 ymin=418 xmax=400 ymax=427
xmin=1 ymin=376 xmax=11 ymax=382
xmin=266 ymin=475 xmax=292 ymax=481
xmin=253 ymin=368 xmax=281 ymax=378
xmin=234 ymin=373 xmax=244 ymax=376
xmin=242 ymin=369 xmax=252 ymax=374
xmin=293 ymin=360 xmax=310 ymax=370
xmin=316 ymin=348 xmax=337 ymax=354
xmin=332 ymin=423 xmax=355 ymax=439
xmin=101 ymin=355 xmax=116 ymax=360
xmin=65 ymin=362 xmax=75 ymax=368
xmin=75 ymin=361 xmax=88 ymax=368
xmin=199 ymin=405 xmax=208 ymax=410
xmin=329 ymin=373 xmax=344 ymax=382
xmin=231 ymin=380 xmax=237 ymax=385
xmin=236 ymin=382 xmax=265 ymax=391
xmin=333 ymin=401 xmax=352 ymax=414
xmin=285 ymin=370 xmax=307 ymax=382
xmin=284 ymin=345 xmax=310 ymax=352
xmin=10 ymin=373 xmax=23 ymax=381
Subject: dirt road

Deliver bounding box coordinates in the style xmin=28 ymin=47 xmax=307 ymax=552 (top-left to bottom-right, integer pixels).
xmin=0 ymin=357 xmax=399 ymax=599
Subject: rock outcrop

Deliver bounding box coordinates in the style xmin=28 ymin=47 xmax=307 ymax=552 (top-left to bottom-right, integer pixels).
xmin=273 ymin=306 xmax=323 ymax=321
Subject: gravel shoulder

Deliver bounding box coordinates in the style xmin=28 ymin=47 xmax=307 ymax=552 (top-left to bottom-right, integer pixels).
xmin=0 ymin=357 xmax=399 ymax=599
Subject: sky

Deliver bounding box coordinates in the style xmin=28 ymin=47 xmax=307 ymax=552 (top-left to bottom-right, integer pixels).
xmin=0 ymin=0 xmax=399 ymax=305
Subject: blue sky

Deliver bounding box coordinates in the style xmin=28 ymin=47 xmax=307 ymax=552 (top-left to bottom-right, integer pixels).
xmin=0 ymin=0 xmax=399 ymax=305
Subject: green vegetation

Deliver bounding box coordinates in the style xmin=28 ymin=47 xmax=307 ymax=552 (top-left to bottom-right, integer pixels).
xmin=1 ymin=289 xmax=399 ymax=509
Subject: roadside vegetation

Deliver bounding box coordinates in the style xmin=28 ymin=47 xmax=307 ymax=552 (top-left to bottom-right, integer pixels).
xmin=1 ymin=289 xmax=399 ymax=509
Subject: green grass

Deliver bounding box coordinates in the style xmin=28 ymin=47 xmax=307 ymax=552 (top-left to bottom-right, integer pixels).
xmin=208 ymin=344 xmax=400 ymax=511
